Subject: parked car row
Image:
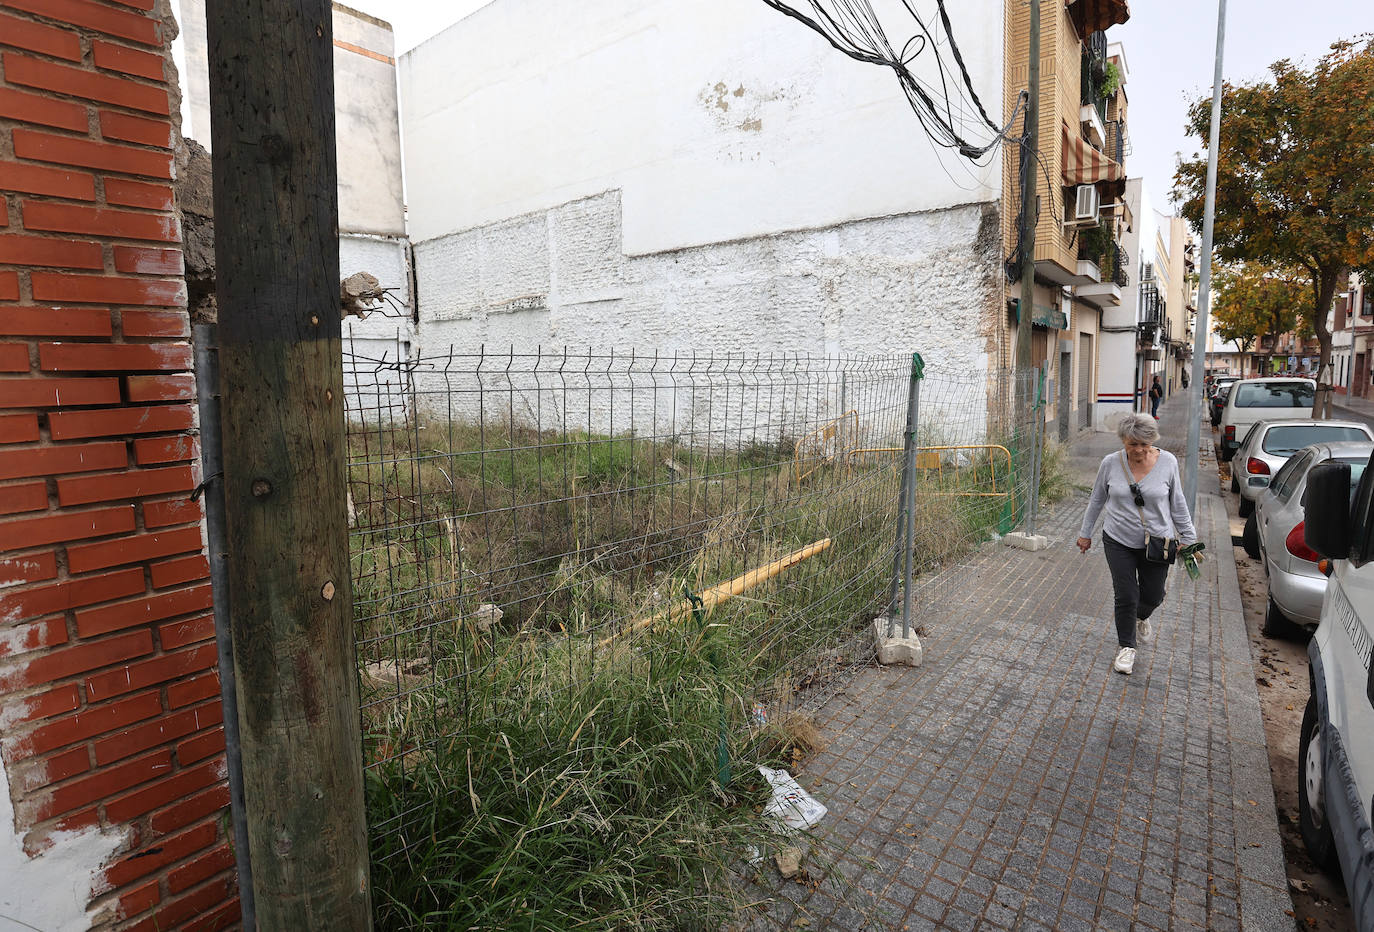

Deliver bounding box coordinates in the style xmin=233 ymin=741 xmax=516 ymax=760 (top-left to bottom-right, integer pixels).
xmin=1214 ymin=379 xmax=1374 ymax=924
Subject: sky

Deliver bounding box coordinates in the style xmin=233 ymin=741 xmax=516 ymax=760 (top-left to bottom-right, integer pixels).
xmin=345 ymin=0 xmax=1369 ymax=220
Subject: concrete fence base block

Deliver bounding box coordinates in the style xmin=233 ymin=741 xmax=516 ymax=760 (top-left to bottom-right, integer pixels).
xmin=1003 ymin=531 xmax=1049 ymax=551
xmin=872 ymin=617 xmax=923 ymax=666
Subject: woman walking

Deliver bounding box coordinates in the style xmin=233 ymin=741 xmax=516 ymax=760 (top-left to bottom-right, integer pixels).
xmin=1076 ymin=414 xmax=1198 ymax=675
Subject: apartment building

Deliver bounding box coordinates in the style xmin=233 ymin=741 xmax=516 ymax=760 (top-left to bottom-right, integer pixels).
xmin=1002 ymin=0 xmax=1132 ymax=435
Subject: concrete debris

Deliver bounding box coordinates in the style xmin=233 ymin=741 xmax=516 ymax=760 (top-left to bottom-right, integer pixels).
xmin=341 ymin=271 xmax=384 ymax=319
xmin=473 ymin=603 xmax=503 ymax=632
xmin=774 ymin=845 xmax=805 ymax=879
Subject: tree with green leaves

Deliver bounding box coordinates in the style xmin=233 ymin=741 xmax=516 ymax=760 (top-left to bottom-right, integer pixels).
xmin=1176 ymin=39 xmax=1374 ymax=416
xmin=1211 ymin=264 xmax=1307 ymax=374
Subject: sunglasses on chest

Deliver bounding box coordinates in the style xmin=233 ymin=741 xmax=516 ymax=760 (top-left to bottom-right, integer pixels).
xmin=1127 ymin=482 xmax=1145 ymax=507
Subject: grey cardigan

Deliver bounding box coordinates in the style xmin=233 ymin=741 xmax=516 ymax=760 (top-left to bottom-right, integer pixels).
xmin=1078 ymin=449 xmax=1198 ymax=548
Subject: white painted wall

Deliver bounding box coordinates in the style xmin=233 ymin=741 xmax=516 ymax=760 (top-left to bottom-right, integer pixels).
xmin=1093 ymin=178 xmax=1155 ymax=430
xmin=408 ymin=191 xmax=1003 ymax=443
xmin=0 ymin=757 xmax=127 ymax=932
xmin=399 ymin=0 xmax=1004 ymax=256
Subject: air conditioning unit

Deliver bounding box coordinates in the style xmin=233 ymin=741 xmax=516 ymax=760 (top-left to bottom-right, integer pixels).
xmin=1140 ymin=262 xmax=1155 ymax=282
xmin=1074 ymin=184 xmax=1100 ymax=222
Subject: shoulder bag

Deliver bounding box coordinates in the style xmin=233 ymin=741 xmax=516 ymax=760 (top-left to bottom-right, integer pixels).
xmin=1119 ymin=450 xmax=1178 ymax=564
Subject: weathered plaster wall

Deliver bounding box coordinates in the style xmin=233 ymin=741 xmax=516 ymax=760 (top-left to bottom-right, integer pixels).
xmin=411 ymin=190 xmax=1003 ymax=438
xmin=399 ymin=0 xmax=1004 ymax=256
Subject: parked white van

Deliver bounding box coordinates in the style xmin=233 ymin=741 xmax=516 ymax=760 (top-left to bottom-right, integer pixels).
xmin=1300 ymin=449 xmax=1374 ymax=927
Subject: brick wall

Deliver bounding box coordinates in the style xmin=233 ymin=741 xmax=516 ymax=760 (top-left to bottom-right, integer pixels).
xmin=0 ymin=0 xmax=237 ymax=929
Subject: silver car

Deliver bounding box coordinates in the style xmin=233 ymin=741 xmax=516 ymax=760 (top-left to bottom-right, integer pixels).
xmin=1244 ymin=440 xmax=1374 ymax=635
xmin=1228 ymin=419 xmax=1373 ymax=517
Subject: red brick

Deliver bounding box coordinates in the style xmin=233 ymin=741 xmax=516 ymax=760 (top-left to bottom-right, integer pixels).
xmin=0 ymin=307 xmax=111 ymax=337
xmin=40 ymin=342 xmax=192 ymax=373
xmin=104 ymin=822 xmax=216 ymax=887
xmin=175 ymin=727 xmax=224 ymax=767
xmin=3 ymin=53 xmax=167 ymax=115
xmin=116 ymin=879 xmax=160 ymax=921
xmin=0 ymin=616 xmax=66 ymax=659
xmin=158 ymin=612 xmax=214 ymax=649
xmin=14 ymin=126 xmax=172 ymax=180
xmin=0 ymin=413 xmax=40 ymax=443
xmin=96 ymin=701 xmax=221 ymax=766
xmin=58 ymin=464 xmax=193 ymax=506
xmin=22 ymin=691 xmax=161 ymax=758
xmin=0 ymin=566 xmax=144 ymax=620
xmin=133 ymin=435 xmax=196 ymax=465
xmin=106 ymin=0 xmax=156 ymax=10
xmin=26 ymin=746 xmax=90 ymax=790
xmin=0 ymin=479 xmax=48 ymax=515
xmin=49 ymin=405 xmax=194 ymax=441
xmin=0 ymin=160 xmax=96 ymax=199
xmin=85 ymin=642 xmax=217 ymax=701
xmin=150 ymin=781 xmax=228 ymax=836
xmin=75 ymin=582 xmax=212 ymax=637
xmin=182 ymin=897 xmax=240 ymax=932
xmin=167 ymin=670 xmax=219 ymax=709
xmin=1 ymin=682 xmax=79 ymax=727
xmin=0 ymin=503 xmax=134 ymax=551
xmin=142 ymin=496 xmax=201 ymax=529
xmin=0 ymin=551 xmax=57 ymax=587
xmin=113 ymin=245 xmax=182 ymax=277
xmin=0 ymin=343 xmax=30 ymax=371
xmin=150 ymin=553 xmax=208 ymax=589
xmin=104 ymin=178 xmax=173 ymax=211
xmin=126 ymin=877 xmax=233 ymax=932
xmin=107 ymin=752 xmax=223 ymax=823
xmin=0 ymin=628 xmax=151 ymax=692
xmin=23 ymin=202 xmax=177 ymax=244
xmin=126 ymin=373 xmax=193 ymax=402
xmin=0 ymin=271 xmax=18 ymax=301
xmin=67 ymin=525 xmax=202 ymax=573
xmin=168 ymin=838 xmax=234 ymax=894
xmin=0 ymin=441 xmax=128 ymax=481
xmin=33 ymin=747 xmax=172 ymax=823
xmin=98 ymin=110 xmax=171 ymax=148
xmin=0 ymin=86 xmax=87 ymax=132
xmin=31 ymin=272 xmax=186 ymax=306
xmin=0 ymin=11 xmax=82 ymax=60
xmin=0 ymin=377 xmax=121 ymax=408
xmin=0 ymin=234 xmax=103 ymax=270
xmin=92 ymin=40 xmax=165 ymax=81
xmin=3 ymin=0 xmax=161 ymax=45
xmin=121 ymin=309 xmax=190 ymax=338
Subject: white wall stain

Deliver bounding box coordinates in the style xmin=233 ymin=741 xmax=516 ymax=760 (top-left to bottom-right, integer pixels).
xmin=0 ymin=756 xmax=129 ymax=932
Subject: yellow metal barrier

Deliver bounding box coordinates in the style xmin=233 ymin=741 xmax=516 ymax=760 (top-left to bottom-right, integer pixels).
xmin=792 ymin=410 xmax=859 ymax=483
xmin=845 ymin=444 xmax=1013 ymax=497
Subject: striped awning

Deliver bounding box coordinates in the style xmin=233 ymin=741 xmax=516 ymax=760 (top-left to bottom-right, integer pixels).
xmin=1067 ymin=0 xmax=1130 ymax=35
xmin=1061 ymin=119 xmax=1125 ymax=186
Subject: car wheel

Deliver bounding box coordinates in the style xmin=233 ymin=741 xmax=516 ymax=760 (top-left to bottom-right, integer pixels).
xmin=1262 ymin=594 xmax=1292 ymax=638
xmin=1242 ymin=513 xmax=1260 ymax=560
xmin=1299 ymin=696 xmax=1338 ymax=871
xmin=1238 ymin=496 xmax=1253 ymax=518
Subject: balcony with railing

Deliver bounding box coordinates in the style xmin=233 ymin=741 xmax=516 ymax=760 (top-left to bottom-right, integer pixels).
xmin=1081 ymin=36 xmax=1109 ymax=130
xmin=1075 ymin=224 xmax=1126 ymax=308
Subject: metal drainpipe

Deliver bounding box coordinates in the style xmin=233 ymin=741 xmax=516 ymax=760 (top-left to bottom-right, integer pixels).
xmin=193 ymin=322 xmax=256 ymax=928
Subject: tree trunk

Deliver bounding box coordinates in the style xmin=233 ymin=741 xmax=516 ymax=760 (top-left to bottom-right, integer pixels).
xmin=1311 ymin=267 xmax=1340 ymax=419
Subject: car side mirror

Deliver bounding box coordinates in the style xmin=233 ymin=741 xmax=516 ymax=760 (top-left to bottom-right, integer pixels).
xmin=1303 ymin=463 xmax=1352 ymax=559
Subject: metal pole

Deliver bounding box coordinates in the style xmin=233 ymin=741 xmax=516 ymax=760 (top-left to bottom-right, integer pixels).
xmin=1185 ymin=0 xmax=1228 ymax=512
xmin=900 ymin=354 xmax=924 ymax=639
xmin=1027 ymin=364 xmax=1046 ymax=536
xmin=193 ymin=323 xmax=255 ymax=929
xmin=1016 ymin=0 xmax=1040 ymax=375
xmin=887 ymin=354 xmax=924 ymax=637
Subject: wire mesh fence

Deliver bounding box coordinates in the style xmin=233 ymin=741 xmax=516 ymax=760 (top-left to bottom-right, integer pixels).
xmin=342 ymin=342 xmax=1045 ymax=926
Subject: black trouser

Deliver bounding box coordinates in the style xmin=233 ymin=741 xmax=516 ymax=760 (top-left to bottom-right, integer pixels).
xmin=1102 ymin=532 xmax=1169 ymax=648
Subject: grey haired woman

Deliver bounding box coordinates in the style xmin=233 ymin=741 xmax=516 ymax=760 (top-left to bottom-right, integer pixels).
xmin=1076 ymin=414 xmax=1198 ymax=675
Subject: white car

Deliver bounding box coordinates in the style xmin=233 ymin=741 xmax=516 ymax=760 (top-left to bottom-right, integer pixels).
xmin=1245 ymin=441 xmax=1373 ymax=634
xmin=1298 ymin=448 xmax=1374 ymax=927
xmin=1219 ymin=377 xmax=1317 ymax=459
xmin=1227 ymin=419 xmax=1373 ymax=517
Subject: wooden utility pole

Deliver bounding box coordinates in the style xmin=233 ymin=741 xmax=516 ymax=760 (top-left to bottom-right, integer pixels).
xmin=1016 ymin=0 xmax=1040 ymax=372
xmin=206 ymin=1 xmax=372 ymax=927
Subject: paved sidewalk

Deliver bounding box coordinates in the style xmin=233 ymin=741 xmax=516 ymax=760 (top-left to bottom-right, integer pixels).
xmin=748 ymin=397 xmax=1294 ymax=930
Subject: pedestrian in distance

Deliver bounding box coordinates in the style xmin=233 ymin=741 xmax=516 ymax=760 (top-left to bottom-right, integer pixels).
xmin=1181 ymin=370 xmax=1189 ymax=391
xmin=1148 ymin=375 xmax=1163 ymax=418
xmin=1075 ymin=413 xmax=1198 ymax=675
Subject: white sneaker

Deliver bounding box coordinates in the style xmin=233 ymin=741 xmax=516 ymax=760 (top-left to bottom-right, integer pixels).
xmin=1113 ymin=647 xmax=1136 ymax=675
xmin=1138 ymin=618 xmax=1152 ymax=642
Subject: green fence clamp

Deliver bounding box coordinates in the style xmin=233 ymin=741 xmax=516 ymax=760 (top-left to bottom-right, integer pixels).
xmin=911 ymin=352 xmax=925 ymax=380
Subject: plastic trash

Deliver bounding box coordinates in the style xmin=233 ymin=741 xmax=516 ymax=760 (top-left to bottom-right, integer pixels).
xmin=758 ymin=765 xmax=827 ymax=832
xmin=1180 ymin=542 xmax=1206 ymax=580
